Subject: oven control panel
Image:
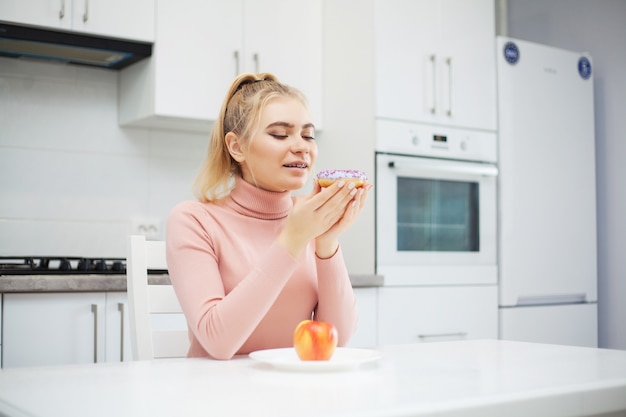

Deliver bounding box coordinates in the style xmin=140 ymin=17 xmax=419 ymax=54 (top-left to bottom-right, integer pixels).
xmin=375 ymin=119 xmax=497 ymax=163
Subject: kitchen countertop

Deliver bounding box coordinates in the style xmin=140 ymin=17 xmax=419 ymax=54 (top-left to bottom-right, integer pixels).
xmin=0 ymin=339 xmax=625 ymax=417
xmin=0 ymin=273 xmax=384 ymax=293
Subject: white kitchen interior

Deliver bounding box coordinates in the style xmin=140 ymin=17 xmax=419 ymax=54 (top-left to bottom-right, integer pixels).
xmin=0 ymin=0 xmax=625 ymax=371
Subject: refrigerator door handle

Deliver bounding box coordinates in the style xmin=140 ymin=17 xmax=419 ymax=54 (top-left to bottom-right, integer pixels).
xmin=516 ymin=293 xmax=587 ymax=306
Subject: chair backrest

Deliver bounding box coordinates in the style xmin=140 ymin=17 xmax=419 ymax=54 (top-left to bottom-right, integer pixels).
xmin=126 ymin=235 xmax=189 ymax=360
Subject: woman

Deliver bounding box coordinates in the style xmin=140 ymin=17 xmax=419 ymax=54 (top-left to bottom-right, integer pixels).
xmin=166 ymin=73 xmax=372 ymax=360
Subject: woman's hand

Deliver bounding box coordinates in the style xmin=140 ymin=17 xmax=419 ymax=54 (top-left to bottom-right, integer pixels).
xmin=277 ymin=180 xmax=369 ymax=258
xmin=314 ymin=181 xmax=373 ymax=258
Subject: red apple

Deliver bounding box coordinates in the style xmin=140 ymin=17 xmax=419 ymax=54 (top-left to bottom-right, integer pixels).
xmin=293 ymin=319 xmax=338 ymax=361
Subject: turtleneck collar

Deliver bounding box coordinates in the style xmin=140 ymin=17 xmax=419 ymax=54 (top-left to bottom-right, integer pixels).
xmin=226 ymin=176 xmax=293 ymax=220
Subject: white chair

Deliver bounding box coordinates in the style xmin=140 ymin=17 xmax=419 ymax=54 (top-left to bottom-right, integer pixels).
xmin=126 ymin=235 xmax=189 ymax=360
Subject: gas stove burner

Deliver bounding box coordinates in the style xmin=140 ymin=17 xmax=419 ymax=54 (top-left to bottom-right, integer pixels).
xmin=0 ymin=257 xmax=127 ymax=275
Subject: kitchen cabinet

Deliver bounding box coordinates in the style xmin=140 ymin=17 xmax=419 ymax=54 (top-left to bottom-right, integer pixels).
xmin=375 ymin=0 xmax=496 ymax=131
xmin=377 ymin=286 xmax=498 ymax=345
xmin=348 ymin=287 xmax=378 ymax=348
xmin=1 ymin=292 xmax=131 ymax=368
xmin=0 ymin=0 xmax=155 ymax=42
xmin=119 ymin=0 xmax=323 ymax=133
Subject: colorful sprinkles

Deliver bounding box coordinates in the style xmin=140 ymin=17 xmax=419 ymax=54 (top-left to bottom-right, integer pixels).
xmin=316 ymin=169 xmax=368 ymax=181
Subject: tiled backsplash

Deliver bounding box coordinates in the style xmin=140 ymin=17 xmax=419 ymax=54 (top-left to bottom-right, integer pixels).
xmin=0 ymin=58 xmax=207 ymax=257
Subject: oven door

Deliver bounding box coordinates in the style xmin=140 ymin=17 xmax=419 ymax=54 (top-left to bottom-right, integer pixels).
xmin=376 ymin=153 xmax=498 ymax=286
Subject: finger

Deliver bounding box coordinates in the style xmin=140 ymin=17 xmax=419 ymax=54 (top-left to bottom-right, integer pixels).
xmin=355 ymin=184 xmax=372 ymax=208
xmin=358 ymin=186 xmax=370 ymax=209
xmin=313 ymin=178 xmax=322 ymax=194
xmin=300 ymin=181 xmax=341 ymax=212
xmin=328 ymin=184 xmax=358 ymax=216
xmin=313 ymin=181 xmax=353 ymax=211
xmin=323 ymin=192 xmax=357 ymax=226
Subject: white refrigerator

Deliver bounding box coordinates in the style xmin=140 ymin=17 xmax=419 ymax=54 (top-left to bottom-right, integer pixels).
xmin=496 ymin=37 xmax=598 ymax=347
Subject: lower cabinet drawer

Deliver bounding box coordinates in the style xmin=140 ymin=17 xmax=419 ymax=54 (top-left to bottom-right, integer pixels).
xmin=378 ymin=285 xmax=498 ymax=345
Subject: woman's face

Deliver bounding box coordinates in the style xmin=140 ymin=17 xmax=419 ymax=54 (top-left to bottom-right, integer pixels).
xmin=237 ymin=97 xmax=317 ymax=192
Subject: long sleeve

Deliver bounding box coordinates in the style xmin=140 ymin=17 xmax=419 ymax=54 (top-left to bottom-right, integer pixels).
xmin=314 ymin=246 xmax=358 ymax=346
xmin=166 ymin=200 xmax=304 ymax=360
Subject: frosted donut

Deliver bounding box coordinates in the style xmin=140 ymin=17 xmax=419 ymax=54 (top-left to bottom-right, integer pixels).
xmin=316 ymin=169 xmax=368 ymax=188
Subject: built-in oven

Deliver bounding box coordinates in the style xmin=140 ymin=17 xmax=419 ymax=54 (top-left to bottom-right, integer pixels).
xmin=375 ymin=120 xmax=498 ymax=286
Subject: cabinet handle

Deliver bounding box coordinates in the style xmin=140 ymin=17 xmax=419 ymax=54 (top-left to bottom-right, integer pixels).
xmin=59 ymin=0 xmax=65 ymax=19
xmin=91 ymin=304 xmax=99 ymax=363
xmin=233 ymin=50 xmax=240 ymax=76
xmin=118 ymin=302 xmax=125 ymax=362
xmin=446 ymin=57 xmax=453 ymax=116
xmin=418 ymin=332 xmax=468 ymax=341
xmin=429 ymin=54 xmax=437 ymax=114
xmin=252 ymin=53 xmax=259 ymax=74
xmin=83 ymin=0 xmax=89 ymax=22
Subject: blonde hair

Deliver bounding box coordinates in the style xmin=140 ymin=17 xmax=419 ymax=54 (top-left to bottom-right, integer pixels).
xmin=193 ymin=73 xmax=309 ymax=202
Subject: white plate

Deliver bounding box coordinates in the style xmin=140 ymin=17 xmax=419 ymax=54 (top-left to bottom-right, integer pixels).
xmin=249 ymin=347 xmax=381 ymax=372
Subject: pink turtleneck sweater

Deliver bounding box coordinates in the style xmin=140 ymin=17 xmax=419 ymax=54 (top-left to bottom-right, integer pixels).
xmin=165 ymin=177 xmax=358 ymax=360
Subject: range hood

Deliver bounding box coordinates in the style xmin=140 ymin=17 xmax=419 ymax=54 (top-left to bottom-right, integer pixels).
xmin=0 ymin=22 xmax=152 ymax=70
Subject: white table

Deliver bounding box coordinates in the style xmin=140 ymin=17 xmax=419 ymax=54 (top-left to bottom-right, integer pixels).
xmin=1 ymin=340 xmax=625 ymax=417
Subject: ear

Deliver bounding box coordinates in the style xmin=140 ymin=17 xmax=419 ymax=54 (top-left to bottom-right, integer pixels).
xmin=225 ymin=132 xmax=245 ymax=162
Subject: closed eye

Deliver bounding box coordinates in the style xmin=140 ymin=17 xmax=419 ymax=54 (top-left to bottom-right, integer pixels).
xmin=270 ymin=134 xmax=288 ymax=139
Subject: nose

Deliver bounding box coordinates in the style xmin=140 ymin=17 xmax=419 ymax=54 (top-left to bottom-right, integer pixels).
xmin=291 ymin=137 xmax=311 ymax=154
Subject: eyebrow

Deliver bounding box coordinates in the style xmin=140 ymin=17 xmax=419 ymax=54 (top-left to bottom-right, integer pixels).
xmin=266 ymin=121 xmax=315 ymax=130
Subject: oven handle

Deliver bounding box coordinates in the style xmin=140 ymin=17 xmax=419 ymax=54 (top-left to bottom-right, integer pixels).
xmin=387 ymin=159 xmax=498 ymax=177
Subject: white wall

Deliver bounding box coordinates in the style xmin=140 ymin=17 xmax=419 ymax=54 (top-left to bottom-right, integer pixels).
xmin=505 ymin=0 xmax=626 ymax=350
xmin=319 ymin=0 xmax=376 ymax=275
xmin=0 ymin=58 xmax=207 ymax=257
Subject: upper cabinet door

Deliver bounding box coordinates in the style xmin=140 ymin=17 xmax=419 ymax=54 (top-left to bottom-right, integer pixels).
xmin=244 ymin=0 xmax=323 ymax=127
xmin=437 ymin=0 xmax=496 ymax=131
xmin=71 ymin=0 xmax=155 ymax=42
xmin=0 ymin=0 xmax=155 ymax=42
xmin=0 ymin=0 xmax=73 ymax=31
xmin=119 ymin=0 xmax=323 ymax=133
xmin=152 ymin=0 xmax=242 ymax=123
xmin=375 ymin=0 xmax=496 ymax=131
xmin=375 ymin=0 xmax=438 ymax=125
xmin=119 ymin=0 xmax=243 ymax=132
